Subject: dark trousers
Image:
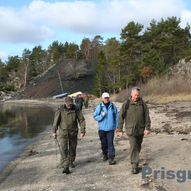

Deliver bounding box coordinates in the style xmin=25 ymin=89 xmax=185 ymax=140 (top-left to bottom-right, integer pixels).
xmin=128 ymin=135 xmax=144 ymax=168
xmin=84 ymin=102 xmax=88 ymax=108
xmin=59 ymin=135 xmax=77 ymax=168
xmin=98 ymin=130 xmax=115 ymax=158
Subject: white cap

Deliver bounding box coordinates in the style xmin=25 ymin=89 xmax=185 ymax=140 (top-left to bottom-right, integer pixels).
xmin=102 ymin=92 xmax=110 ymax=98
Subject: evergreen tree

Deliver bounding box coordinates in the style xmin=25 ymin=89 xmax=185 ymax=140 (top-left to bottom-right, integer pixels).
xmin=30 ymin=45 xmax=47 ymax=76
xmin=47 ymin=41 xmax=65 ymax=66
xmin=143 ymin=17 xmax=191 ymax=69
xmin=93 ymin=51 xmax=107 ymax=97
xmin=19 ymin=49 xmax=31 ymax=87
xmin=104 ymin=38 xmax=124 ymax=92
xmin=0 ymin=59 xmax=7 ymax=83
xmin=141 ymin=49 xmax=164 ymax=80
xmin=5 ymin=56 xmax=21 ymax=73
xmin=120 ymin=21 xmax=144 ymax=87
xmin=80 ymin=38 xmax=91 ymax=60
xmin=64 ymin=43 xmax=79 ymax=59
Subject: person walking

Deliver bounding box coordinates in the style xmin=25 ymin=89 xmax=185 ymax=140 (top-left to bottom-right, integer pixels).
xmin=84 ymin=94 xmax=89 ymax=109
xmin=118 ymin=87 xmax=151 ymax=174
xmin=93 ymin=92 xmax=118 ymax=165
xmin=52 ymin=96 xmax=86 ymax=174
xmin=75 ymin=94 xmax=84 ymax=110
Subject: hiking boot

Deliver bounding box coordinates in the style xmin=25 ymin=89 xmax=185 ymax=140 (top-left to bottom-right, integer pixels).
xmin=108 ymin=158 xmax=116 ymax=165
xmin=70 ymin=162 xmax=75 ymax=168
xmin=57 ymin=162 xmax=64 ymax=169
xmin=57 ymin=164 xmax=62 ymax=169
xmin=62 ymin=167 xmax=70 ymax=174
xmin=132 ymin=167 xmax=139 ymax=174
xmin=103 ymin=154 xmax=108 ymax=161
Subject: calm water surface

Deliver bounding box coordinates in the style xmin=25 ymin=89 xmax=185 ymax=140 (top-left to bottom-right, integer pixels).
xmin=0 ymin=102 xmax=54 ymax=173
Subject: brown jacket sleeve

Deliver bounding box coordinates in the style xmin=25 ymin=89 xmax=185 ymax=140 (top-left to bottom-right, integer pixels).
xmin=52 ymin=109 xmax=61 ymax=133
xmin=143 ymin=102 xmax=151 ymax=131
xmin=118 ymin=102 xmax=126 ymax=132
xmin=76 ymin=110 xmax=86 ymax=134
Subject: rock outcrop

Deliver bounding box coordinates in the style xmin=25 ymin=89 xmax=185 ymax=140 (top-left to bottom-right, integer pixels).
xmin=16 ymin=59 xmax=96 ymax=99
xmin=169 ymin=58 xmax=191 ymax=76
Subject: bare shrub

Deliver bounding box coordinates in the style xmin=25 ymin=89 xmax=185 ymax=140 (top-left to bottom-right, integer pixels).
xmin=112 ymin=89 xmax=131 ymax=102
xmin=142 ymin=75 xmax=191 ymax=96
xmin=113 ymin=75 xmax=191 ymax=103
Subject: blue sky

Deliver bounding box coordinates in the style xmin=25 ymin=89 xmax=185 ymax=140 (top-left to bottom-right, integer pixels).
xmin=0 ymin=0 xmax=191 ymax=61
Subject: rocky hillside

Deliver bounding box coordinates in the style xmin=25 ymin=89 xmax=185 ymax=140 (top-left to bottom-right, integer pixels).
xmin=16 ymin=59 xmax=96 ymax=99
xmin=169 ymin=58 xmax=191 ymax=76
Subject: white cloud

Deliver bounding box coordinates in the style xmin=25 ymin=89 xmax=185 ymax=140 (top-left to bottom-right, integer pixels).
xmin=26 ymin=0 xmax=186 ymax=33
xmin=0 ymin=6 xmax=54 ymax=43
xmin=0 ymin=51 xmax=8 ymax=61
xmin=0 ymin=0 xmax=190 ymax=44
xmin=180 ymin=10 xmax=191 ymax=27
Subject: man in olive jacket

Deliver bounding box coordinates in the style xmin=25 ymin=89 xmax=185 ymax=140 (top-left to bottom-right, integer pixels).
xmin=75 ymin=94 xmax=84 ymax=110
xmin=118 ymin=87 xmax=151 ymax=174
xmin=52 ymin=96 xmax=86 ymax=174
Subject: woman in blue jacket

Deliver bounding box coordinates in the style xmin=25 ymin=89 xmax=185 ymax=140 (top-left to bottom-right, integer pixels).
xmin=93 ymin=92 xmax=118 ymax=165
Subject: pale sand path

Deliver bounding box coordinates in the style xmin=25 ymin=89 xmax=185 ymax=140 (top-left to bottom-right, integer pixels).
xmin=0 ymin=101 xmax=190 ymax=191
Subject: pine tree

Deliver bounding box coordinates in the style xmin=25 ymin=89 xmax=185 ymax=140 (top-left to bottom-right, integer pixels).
xmin=92 ymin=51 xmax=107 ymax=97
xmin=120 ymin=21 xmax=144 ymax=87
xmin=104 ymin=38 xmax=124 ymax=92
xmin=141 ymin=49 xmax=164 ymax=80
xmin=143 ymin=17 xmax=191 ymax=69
xmin=0 ymin=59 xmax=7 ymax=83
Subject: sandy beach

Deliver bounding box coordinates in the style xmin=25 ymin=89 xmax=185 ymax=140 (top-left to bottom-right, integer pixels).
xmin=0 ymin=100 xmax=190 ymax=191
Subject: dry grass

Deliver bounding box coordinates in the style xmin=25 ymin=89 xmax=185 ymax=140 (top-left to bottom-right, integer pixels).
xmin=144 ymin=93 xmax=191 ymax=104
xmin=110 ymin=90 xmax=130 ymax=103
xmin=141 ymin=75 xmax=191 ymax=96
xmin=111 ymin=75 xmax=191 ymax=104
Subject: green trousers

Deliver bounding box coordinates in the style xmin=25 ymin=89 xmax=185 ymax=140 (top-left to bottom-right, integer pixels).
xmin=84 ymin=102 xmax=88 ymax=108
xmin=128 ymin=135 xmax=144 ymax=168
xmin=59 ymin=135 xmax=77 ymax=168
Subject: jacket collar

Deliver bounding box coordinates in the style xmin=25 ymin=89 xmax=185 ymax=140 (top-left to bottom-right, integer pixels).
xmin=129 ymin=97 xmax=143 ymax=105
xmin=101 ymin=101 xmax=112 ymax=107
xmin=63 ymin=104 xmax=75 ymax=111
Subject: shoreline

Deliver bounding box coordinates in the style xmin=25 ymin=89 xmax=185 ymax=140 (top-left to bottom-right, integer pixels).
xmin=0 ymin=128 xmax=51 ymax=184
xmin=2 ymin=98 xmax=65 ymax=108
xmin=0 ymin=99 xmax=61 ymax=184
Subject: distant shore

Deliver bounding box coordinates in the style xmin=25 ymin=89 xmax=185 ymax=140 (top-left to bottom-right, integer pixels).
xmin=3 ymin=98 xmax=64 ymax=107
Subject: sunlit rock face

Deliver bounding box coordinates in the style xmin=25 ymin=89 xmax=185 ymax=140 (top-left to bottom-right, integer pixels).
xmin=16 ymin=59 xmax=96 ymax=99
xmin=169 ymin=58 xmax=191 ymax=77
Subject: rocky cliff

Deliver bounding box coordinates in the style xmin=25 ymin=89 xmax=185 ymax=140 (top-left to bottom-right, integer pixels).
xmin=17 ymin=59 xmax=96 ymax=99
xmin=169 ymin=58 xmax=191 ymax=76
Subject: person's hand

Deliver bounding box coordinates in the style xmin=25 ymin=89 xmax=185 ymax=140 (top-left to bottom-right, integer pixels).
xmin=115 ymin=128 xmax=119 ymax=132
xmin=53 ymin=133 xmax=57 ymax=139
xmin=80 ymin=133 xmax=85 ymax=138
xmin=102 ymin=112 xmax=106 ymax=117
xmin=118 ymin=132 xmax=123 ymax=138
xmin=144 ymin=130 xmax=150 ymax=135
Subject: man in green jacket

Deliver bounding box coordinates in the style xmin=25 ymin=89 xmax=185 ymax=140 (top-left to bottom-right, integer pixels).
xmin=75 ymin=94 xmax=84 ymax=110
xmin=118 ymin=87 xmax=151 ymax=174
xmin=84 ymin=94 xmax=89 ymax=109
xmin=52 ymin=96 xmax=86 ymax=174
